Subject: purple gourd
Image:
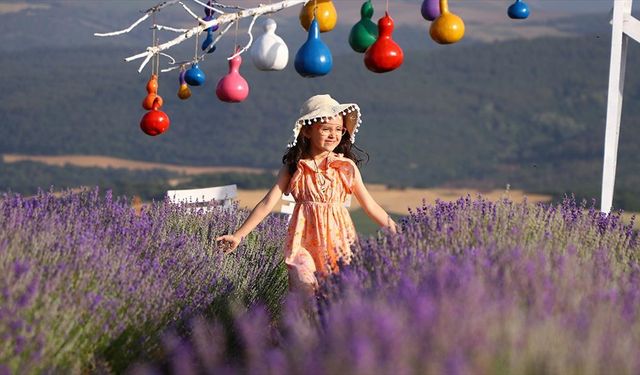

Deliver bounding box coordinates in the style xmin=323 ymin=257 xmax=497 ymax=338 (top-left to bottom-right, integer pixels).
xmin=421 ymin=0 xmax=440 ymax=21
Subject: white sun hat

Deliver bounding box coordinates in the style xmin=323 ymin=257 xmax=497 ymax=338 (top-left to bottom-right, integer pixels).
xmin=288 ymin=94 xmax=362 ymax=148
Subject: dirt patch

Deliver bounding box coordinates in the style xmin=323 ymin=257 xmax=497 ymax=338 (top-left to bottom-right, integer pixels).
xmin=0 ymin=3 xmax=49 ymax=14
xmin=2 ymin=154 xmax=271 ymax=176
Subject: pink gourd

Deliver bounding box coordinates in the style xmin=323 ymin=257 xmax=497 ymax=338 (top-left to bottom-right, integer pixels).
xmin=216 ymin=52 xmax=249 ymax=103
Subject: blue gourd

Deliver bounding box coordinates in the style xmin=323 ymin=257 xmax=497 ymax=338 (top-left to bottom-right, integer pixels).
xmin=294 ymin=19 xmax=332 ymax=77
xmin=184 ymin=63 xmax=206 ymax=86
xmin=508 ymin=0 xmax=529 ymax=20
xmin=201 ymin=29 xmax=216 ymax=54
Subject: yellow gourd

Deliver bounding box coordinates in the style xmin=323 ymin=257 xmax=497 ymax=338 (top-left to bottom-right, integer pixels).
xmin=177 ymin=84 xmax=191 ymax=100
xmin=430 ymin=0 xmax=465 ymax=44
xmin=299 ymin=0 xmax=337 ymax=33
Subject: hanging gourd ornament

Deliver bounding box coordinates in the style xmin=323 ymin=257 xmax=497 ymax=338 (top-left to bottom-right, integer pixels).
xmin=430 ymin=0 xmax=465 ymax=44
xmin=202 ymin=0 xmax=219 ymax=54
xmin=364 ymin=12 xmax=403 ymax=73
xmin=146 ymin=74 xmax=158 ymax=93
xmin=508 ymin=0 xmax=530 ymax=20
xmin=216 ymin=50 xmax=249 ymax=103
xmin=299 ymin=0 xmax=337 ymax=33
xmin=184 ymin=63 xmax=206 ymax=86
xmin=421 ymin=0 xmax=440 ymax=21
xmin=201 ymin=28 xmax=216 ymax=54
xmin=295 ymin=18 xmax=333 ymax=77
xmin=250 ymin=18 xmax=289 ymax=71
xmin=177 ymin=70 xmax=191 ymax=100
xmin=142 ymin=93 xmax=163 ymax=110
xmin=348 ymin=0 xmax=378 ymax=53
xmin=140 ymin=98 xmax=170 ymax=136
xmin=202 ymin=0 xmax=220 ymax=32
xmin=204 ymin=0 xmax=213 ymax=17
xmin=142 ymin=74 xmax=164 ymax=110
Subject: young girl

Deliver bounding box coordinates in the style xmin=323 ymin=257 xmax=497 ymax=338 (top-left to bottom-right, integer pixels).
xmin=216 ymin=94 xmax=397 ymax=294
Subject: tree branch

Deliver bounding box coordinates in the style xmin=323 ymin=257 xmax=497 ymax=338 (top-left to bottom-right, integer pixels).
xmin=97 ymin=0 xmax=309 ymax=73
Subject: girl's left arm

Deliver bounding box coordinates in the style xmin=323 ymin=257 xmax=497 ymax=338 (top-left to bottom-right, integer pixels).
xmin=351 ymin=164 xmax=398 ymax=234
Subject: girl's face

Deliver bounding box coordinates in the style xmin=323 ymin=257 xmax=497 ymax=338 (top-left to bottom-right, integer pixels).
xmin=302 ymin=116 xmax=347 ymax=155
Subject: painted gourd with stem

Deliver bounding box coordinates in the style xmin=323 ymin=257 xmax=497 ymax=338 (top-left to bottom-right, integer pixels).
xmin=216 ymin=48 xmax=249 ymax=102
xmin=508 ymin=0 xmax=530 ymax=20
xmin=430 ymin=0 xmax=465 ymax=44
xmin=299 ymin=0 xmax=337 ymax=33
xmin=364 ymin=12 xmax=403 ymax=73
xmin=251 ymin=18 xmax=289 ymax=71
xmin=421 ymin=0 xmax=440 ymax=21
xmin=349 ymin=0 xmax=378 ymax=53
xmin=142 ymin=74 xmax=163 ymax=110
xmin=177 ymin=69 xmax=191 ymax=100
xmin=295 ymin=17 xmax=332 ymax=77
xmin=140 ymin=97 xmax=170 ymax=136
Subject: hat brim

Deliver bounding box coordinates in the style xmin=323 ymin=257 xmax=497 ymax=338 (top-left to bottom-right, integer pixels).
xmin=288 ymin=103 xmax=361 ymax=148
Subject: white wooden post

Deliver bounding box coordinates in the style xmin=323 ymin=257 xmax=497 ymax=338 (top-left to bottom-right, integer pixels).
xmin=601 ymin=0 xmax=636 ymax=213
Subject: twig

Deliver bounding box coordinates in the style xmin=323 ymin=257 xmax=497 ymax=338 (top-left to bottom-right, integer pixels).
xmin=94 ymin=14 xmax=150 ymax=37
xmin=179 ymin=1 xmax=201 ymax=20
xmin=190 ymin=0 xmax=226 ymax=14
xmin=154 ymin=24 xmax=189 ymax=33
xmin=94 ymin=0 xmax=180 ymax=37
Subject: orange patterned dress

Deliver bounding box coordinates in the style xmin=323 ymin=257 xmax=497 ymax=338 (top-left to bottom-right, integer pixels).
xmin=284 ymin=152 xmax=358 ymax=288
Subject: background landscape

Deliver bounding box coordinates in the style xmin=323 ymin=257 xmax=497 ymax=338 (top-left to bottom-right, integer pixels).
xmin=2 ymin=0 xmax=639 ymax=227
xmin=7 ymin=2 xmax=640 ymax=374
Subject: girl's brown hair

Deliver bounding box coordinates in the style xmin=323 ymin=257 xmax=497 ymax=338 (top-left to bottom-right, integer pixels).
xmin=282 ymin=119 xmax=369 ymax=176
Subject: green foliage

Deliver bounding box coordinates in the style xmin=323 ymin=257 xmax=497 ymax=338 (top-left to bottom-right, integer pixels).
xmin=0 ymin=161 xmax=276 ymax=201
xmin=0 ymin=160 xmax=176 ymax=200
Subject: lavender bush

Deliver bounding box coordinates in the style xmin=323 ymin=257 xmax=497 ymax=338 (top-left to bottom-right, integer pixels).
xmin=138 ymin=195 xmax=640 ymax=375
xmin=0 ymin=188 xmax=288 ymax=374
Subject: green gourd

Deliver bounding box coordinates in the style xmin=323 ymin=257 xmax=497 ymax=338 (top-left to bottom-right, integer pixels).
xmin=349 ymin=0 xmax=378 ymax=53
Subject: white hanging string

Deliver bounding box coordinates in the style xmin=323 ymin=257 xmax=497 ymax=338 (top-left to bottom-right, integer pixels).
xmin=155 ymin=37 xmax=161 ymax=76
xmin=227 ymin=14 xmax=259 ymax=60
xmin=234 ymin=18 xmax=239 ymax=51
xmin=152 ymin=13 xmax=157 ymax=75
xmin=194 ymin=26 xmax=200 ymax=63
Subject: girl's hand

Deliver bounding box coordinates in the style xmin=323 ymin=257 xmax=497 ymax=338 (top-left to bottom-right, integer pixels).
xmin=387 ymin=217 xmax=400 ymax=234
xmin=215 ymin=234 xmax=242 ymax=254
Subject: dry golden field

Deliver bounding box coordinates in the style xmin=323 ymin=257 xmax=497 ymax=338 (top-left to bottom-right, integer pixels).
xmin=238 ymin=184 xmax=552 ymax=215
xmin=3 ymin=153 xmax=552 ymax=215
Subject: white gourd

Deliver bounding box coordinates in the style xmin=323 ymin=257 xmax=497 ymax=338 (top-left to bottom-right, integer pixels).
xmin=250 ymin=18 xmax=289 ymax=71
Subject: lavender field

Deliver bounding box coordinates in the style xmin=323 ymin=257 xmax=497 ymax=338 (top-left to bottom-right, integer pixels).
xmin=2 ymin=189 xmax=640 ymax=374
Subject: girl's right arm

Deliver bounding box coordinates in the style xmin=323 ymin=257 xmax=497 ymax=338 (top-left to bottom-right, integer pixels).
xmin=216 ymin=165 xmax=291 ymax=253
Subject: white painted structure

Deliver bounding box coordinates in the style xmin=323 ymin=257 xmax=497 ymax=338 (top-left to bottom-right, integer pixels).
xmin=167 ymin=184 xmax=237 ymax=213
xmin=602 ymin=0 xmax=638 ymax=213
